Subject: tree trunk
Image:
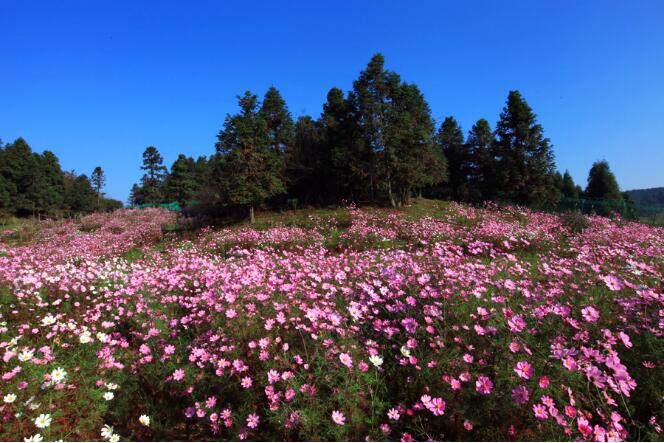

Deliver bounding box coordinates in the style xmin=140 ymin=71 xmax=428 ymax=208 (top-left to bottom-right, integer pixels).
xmin=387 ymin=172 xmax=396 ymax=208
xmin=249 ymin=205 xmax=255 ymax=224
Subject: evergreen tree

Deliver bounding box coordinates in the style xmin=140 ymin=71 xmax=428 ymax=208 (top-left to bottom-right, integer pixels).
xmin=386 ymin=83 xmax=443 ymax=205
xmin=465 ymin=119 xmax=496 ymax=201
xmin=215 ymin=91 xmax=285 ymax=222
xmin=63 ymin=172 xmax=97 ymax=213
xmin=260 ymin=86 xmax=295 ymax=155
xmin=352 ymin=53 xmax=402 ymax=205
xmin=164 ymin=154 xmax=198 ymax=205
xmin=323 ymin=87 xmax=366 ymax=202
xmin=585 ymin=160 xmax=622 ymax=200
xmin=561 ymin=170 xmax=579 ymax=199
xmin=129 ymin=183 xmax=147 ymax=206
xmin=437 ymin=116 xmax=468 ymax=200
xmin=30 ymin=150 xmax=65 ymax=215
xmin=493 ymin=91 xmax=558 ymax=206
xmin=285 ymin=115 xmax=327 ymax=206
xmin=0 ymin=138 xmax=38 ymax=215
xmin=139 ymin=146 xmax=167 ymax=204
xmin=91 ymin=166 xmax=106 ymax=209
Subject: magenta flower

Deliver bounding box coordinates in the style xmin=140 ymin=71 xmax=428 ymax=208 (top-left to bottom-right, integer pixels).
xmin=532 ymin=403 xmax=548 ymax=420
xmin=514 ymin=361 xmax=534 ymax=379
xmin=581 ymin=306 xmax=600 ymax=322
xmin=511 ymin=385 xmax=529 ymax=405
xmin=475 ymin=376 xmax=493 ymax=395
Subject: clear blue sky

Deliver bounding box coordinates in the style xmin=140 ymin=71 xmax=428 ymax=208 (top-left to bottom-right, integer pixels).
xmin=2 ymin=0 xmax=663 ymax=202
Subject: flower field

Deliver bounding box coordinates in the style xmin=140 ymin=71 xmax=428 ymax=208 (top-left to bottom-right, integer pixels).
xmin=0 ymin=202 xmax=662 ymax=441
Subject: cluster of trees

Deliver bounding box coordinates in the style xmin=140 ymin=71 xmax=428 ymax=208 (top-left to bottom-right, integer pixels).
xmin=127 ymin=54 xmax=630 ymax=221
xmin=0 ymin=138 xmax=122 ymax=218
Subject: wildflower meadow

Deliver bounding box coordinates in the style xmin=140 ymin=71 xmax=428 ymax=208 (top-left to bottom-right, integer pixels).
xmin=0 ymin=201 xmax=662 ymax=441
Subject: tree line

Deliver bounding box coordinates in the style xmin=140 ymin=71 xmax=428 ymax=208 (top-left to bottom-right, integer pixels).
xmin=0 ymin=138 xmax=122 ymax=218
xmin=130 ymin=54 xmax=632 ymax=221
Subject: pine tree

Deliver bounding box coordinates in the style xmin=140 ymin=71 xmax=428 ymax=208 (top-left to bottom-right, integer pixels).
xmin=352 ymin=53 xmax=402 ymax=205
xmin=1 ymin=138 xmax=41 ymax=216
xmin=437 ymin=117 xmax=468 ymax=200
xmin=323 ymin=87 xmax=366 ymax=202
xmin=215 ymin=91 xmax=285 ymax=223
xmin=29 ymin=150 xmax=65 ymax=215
xmin=561 ymin=170 xmax=579 ymax=199
xmin=91 ymin=166 xmax=106 ymax=209
xmin=260 ymin=86 xmax=295 ymax=155
xmin=285 ymin=115 xmax=327 ymax=206
xmin=492 ymin=91 xmax=558 ymax=206
xmin=129 ymin=183 xmax=147 ymax=206
xmin=140 ymin=146 xmax=167 ymax=204
xmin=64 ymin=173 xmax=97 ymax=213
xmin=465 ymin=119 xmax=496 ymax=202
xmin=585 ymin=160 xmax=622 ymax=200
xmin=386 ymin=83 xmax=442 ymax=205
xmin=164 ymin=154 xmax=197 ymax=205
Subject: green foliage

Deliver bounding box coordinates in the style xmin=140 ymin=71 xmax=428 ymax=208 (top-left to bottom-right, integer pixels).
xmin=139 ymin=146 xmax=167 ymax=204
xmin=0 ymin=138 xmax=102 ymax=217
xmin=585 ymin=160 xmax=622 ymax=201
xmin=214 ymin=91 xmax=286 ymax=221
xmin=163 ymin=155 xmax=198 ymax=205
xmin=493 ymin=91 xmax=558 ymax=206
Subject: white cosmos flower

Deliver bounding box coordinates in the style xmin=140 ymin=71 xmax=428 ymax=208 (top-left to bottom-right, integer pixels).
xmin=139 ymin=415 xmax=150 ymax=426
xmin=400 ymin=345 xmax=411 ymax=357
xmin=50 ymin=367 xmax=67 ymax=383
xmin=96 ymin=332 xmax=109 ymax=342
xmin=79 ymin=332 xmax=92 ymax=344
xmin=18 ymin=350 xmax=34 ymax=362
xmin=105 ymin=382 xmax=118 ymax=390
xmin=369 ymin=354 xmax=384 ymax=367
xmin=34 ymin=414 xmax=52 ymax=429
xmin=41 ymin=315 xmax=56 ymax=326
xmin=24 ymin=434 xmax=43 ymax=442
xmin=101 ymin=425 xmax=114 ymax=439
xmin=103 ymin=392 xmax=114 ymax=401
xmin=109 ymin=434 xmax=120 ymax=442
xmin=3 ymin=393 xmax=16 ymax=403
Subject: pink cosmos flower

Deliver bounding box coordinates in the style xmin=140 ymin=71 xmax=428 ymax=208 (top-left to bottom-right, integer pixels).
xmin=511 ymin=385 xmax=529 ymax=405
xmin=514 ymin=361 xmax=534 ymax=379
xmin=618 ymin=331 xmax=632 ymax=348
xmin=563 ymin=356 xmax=578 ymax=372
xmin=538 ymin=376 xmax=550 ymax=388
xmin=387 ymin=408 xmax=400 ymax=421
xmin=428 ymin=397 xmax=446 ymax=416
xmin=246 ymin=413 xmax=260 ymax=429
xmin=603 ymin=274 xmax=623 ymax=291
xmin=581 ymin=306 xmax=600 ymax=322
xmin=508 ymin=315 xmax=526 ymax=332
xmin=331 ymin=410 xmax=346 ymax=425
xmin=267 ymin=370 xmax=280 ymax=384
xmin=241 ymin=376 xmax=253 ymax=388
xmin=339 ymin=353 xmax=353 ymax=368
xmin=475 ymin=376 xmax=493 ymax=395
xmin=172 ymin=368 xmax=185 ymax=381
xmin=532 ymin=403 xmax=548 ymax=420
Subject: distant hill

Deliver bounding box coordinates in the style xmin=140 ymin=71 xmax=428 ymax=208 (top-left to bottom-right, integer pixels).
xmin=626 ymin=187 xmax=664 ymax=206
